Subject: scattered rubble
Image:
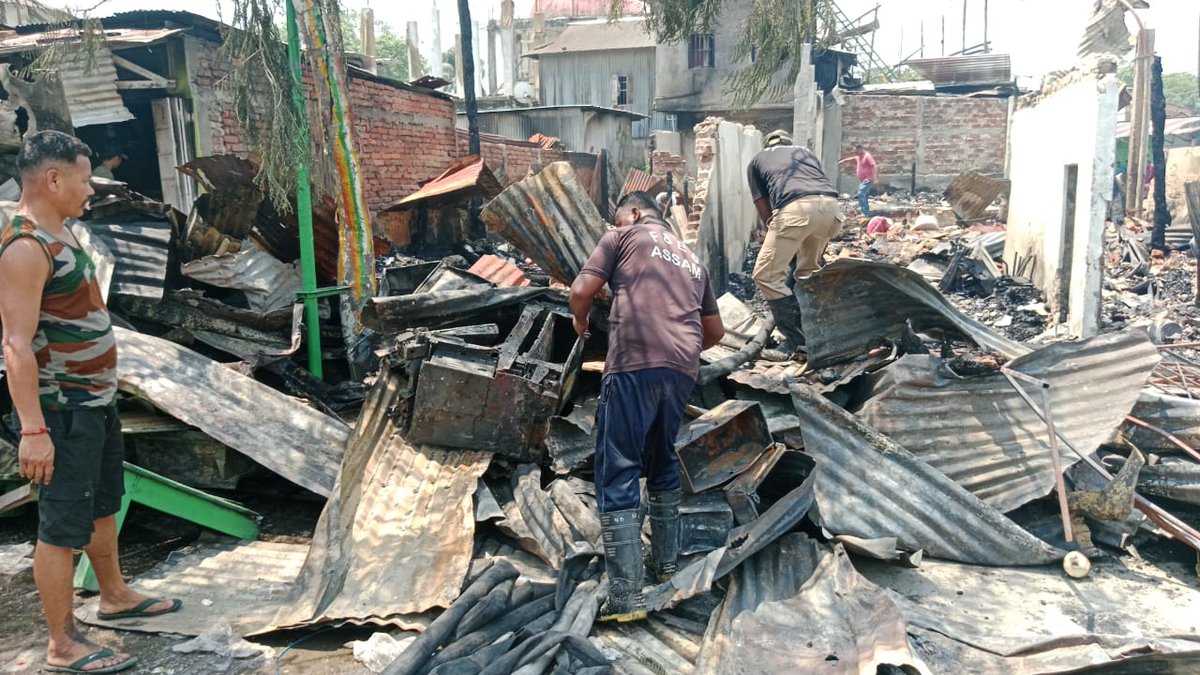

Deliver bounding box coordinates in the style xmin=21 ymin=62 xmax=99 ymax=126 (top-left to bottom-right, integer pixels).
xmin=3 ymin=135 xmax=1200 ymax=675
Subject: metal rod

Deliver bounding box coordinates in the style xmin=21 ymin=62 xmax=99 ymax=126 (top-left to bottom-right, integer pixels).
xmin=1002 ymin=369 xmax=1073 ymax=542
xmin=1001 ymin=369 xmax=1200 ymax=552
xmin=1125 ymin=415 xmax=1200 ymax=464
xmin=286 ymin=0 xmax=324 ymax=379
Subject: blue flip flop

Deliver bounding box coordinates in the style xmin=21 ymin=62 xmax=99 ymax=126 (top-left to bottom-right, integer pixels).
xmin=44 ymin=647 xmax=138 ymax=673
xmin=96 ymin=597 xmax=182 ymax=621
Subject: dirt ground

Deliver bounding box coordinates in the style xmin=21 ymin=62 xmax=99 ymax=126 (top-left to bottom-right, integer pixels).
xmin=0 ymin=490 xmax=374 ymax=675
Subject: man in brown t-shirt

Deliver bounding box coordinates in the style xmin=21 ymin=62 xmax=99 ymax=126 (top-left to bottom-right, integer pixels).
xmin=570 ymin=191 xmax=725 ymax=622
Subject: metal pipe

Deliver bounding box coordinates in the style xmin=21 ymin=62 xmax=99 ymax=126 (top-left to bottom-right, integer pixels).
xmin=286 ymin=0 xmax=324 ymax=379
xmin=1001 ymin=369 xmax=1073 ymax=541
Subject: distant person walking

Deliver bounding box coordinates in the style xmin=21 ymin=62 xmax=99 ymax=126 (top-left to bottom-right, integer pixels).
xmin=747 ymin=130 xmax=843 ymax=361
xmin=839 ymin=144 xmax=877 ymax=217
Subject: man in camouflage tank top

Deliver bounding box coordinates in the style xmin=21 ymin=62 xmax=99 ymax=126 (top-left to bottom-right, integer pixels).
xmin=0 ymin=131 xmax=179 ymax=674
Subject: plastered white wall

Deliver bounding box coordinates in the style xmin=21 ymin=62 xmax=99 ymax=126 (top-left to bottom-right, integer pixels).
xmin=1004 ymin=73 xmax=1121 ymax=338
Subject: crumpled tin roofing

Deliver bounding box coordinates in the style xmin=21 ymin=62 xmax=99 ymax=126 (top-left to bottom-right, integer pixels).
xmin=856 ymin=330 xmax=1159 ymax=513
xmin=791 ymin=383 xmax=1064 ymax=566
xmin=269 ymin=371 xmax=492 ymax=631
xmin=796 ymin=258 xmax=1030 ymax=369
xmin=480 ymin=161 xmax=609 ymax=286
xmin=903 ymin=54 xmax=1012 ymax=86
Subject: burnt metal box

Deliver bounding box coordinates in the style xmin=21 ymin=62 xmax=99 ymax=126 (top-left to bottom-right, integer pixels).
xmin=679 ymin=490 xmax=735 ymax=555
xmin=399 ymin=303 xmax=583 ymax=461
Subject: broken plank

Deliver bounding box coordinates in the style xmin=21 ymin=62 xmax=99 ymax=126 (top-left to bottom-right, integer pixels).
xmin=114 ymin=327 xmax=349 ymax=497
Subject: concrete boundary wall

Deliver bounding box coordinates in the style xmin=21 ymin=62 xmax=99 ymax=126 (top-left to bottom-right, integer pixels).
xmin=1004 ymin=71 xmax=1121 ymax=338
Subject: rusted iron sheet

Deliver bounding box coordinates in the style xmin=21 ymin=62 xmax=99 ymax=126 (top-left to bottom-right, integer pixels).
xmin=697 ymin=536 xmax=931 ymax=675
xmin=78 ymin=540 xmax=307 ymax=637
xmin=945 ymin=171 xmax=1010 ymax=221
xmin=791 ymin=383 xmax=1063 ymax=565
xmin=114 ymin=327 xmax=349 ymax=497
xmin=270 ymin=371 xmax=492 ymax=631
xmin=621 ymin=167 xmax=667 ymax=198
xmin=795 ymin=259 xmax=1029 ymax=369
xmin=388 ymin=156 xmax=502 ymax=209
xmin=856 ymin=331 xmax=1159 ymax=513
xmin=468 ymin=254 xmax=531 ymax=287
xmin=674 ymin=400 xmax=772 ymax=493
xmin=480 ymin=161 xmax=610 ymax=286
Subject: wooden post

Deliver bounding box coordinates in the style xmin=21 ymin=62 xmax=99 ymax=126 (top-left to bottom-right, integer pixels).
xmin=1185 ymin=182 xmax=1200 ymax=304
xmin=1127 ymin=29 xmax=1154 ymax=214
xmin=459 ymin=0 xmax=480 ymax=155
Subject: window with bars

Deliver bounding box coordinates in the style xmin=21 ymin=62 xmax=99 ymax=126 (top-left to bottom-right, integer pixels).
xmin=688 ymin=33 xmax=715 ymax=69
xmin=615 ymin=75 xmax=630 ymax=107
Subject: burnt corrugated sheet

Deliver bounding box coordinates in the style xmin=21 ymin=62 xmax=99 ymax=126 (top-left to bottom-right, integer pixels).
xmin=480 ymin=162 xmax=609 ymax=286
xmin=595 ymin=594 xmax=718 ymax=675
xmin=791 ymin=383 xmax=1063 ymax=566
xmin=795 ymin=259 xmax=1030 ymax=369
xmin=697 ymin=536 xmax=931 ymax=674
xmin=856 ymin=331 xmax=1159 ymax=513
xmin=115 ymin=327 xmax=349 ymax=498
xmin=270 ymin=371 xmax=492 ymax=630
xmin=1129 ymin=390 xmax=1200 ymax=452
xmin=944 ymin=171 xmax=1010 ymax=221
xmin=363 ymin=285 xmax=556 ymax=335
xmin=79 ymin=217 xmax=172 ymax=299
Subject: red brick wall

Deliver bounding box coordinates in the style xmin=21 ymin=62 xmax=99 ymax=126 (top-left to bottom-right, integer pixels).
xmin=839 ymin=94 xmax=1009 ymax=191
xmin=456 ymin=131 xmax=565 ymax=186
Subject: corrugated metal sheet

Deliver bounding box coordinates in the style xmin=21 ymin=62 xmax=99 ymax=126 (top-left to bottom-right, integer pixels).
xmin=114 ymin=326 xmax=350 ymax=498
xmin=0 ymin=27 xmax=179 ymax=56
xmin=525 ymin=20 xmax=655 ymax=55
xmin=621 ymin=168 xmax=667 ymax=197
xmin=78 ymin=540 xmax=307 ymax=637
xmin=480 ymin=161 xmax=609 ymax=286
xmin=791 ymin=383 xmax=1064 ymax=566
xmin=57 ymin=44 xmax=134 ymax=127
xmin=271 ymin=370 xmax=492 ymax=630
xmin=468 ymin=254 xmax=531 ymax=287
xmin=945 ymin=171 xmax=1010 ymax=221
xmin=388 ymin=156 xmax=502 ymax=209
xmin=364 ymin=286 xmax=556 ymax=335
xmin=1116 ymin=116 xmax=1200 ymax=138
xmin=856 ymin=331 xmax=1159 ymax=514
xmin=490 ymin=466 xmax=600 ymax=569
xmin=795 ymin=258 xmax=1030 ymax=369
xmin=78 ymin=211 xmax=173 ymax=300
xmin=903 ymin=54 xmax=1012 ymax=86
xmin=697 ymin=536 xmax=931 ymax=674
xmin=595 ymin=596 xmax=716 ymax=675
xmin=1130 ymin=390 xmax=1200 ymax=452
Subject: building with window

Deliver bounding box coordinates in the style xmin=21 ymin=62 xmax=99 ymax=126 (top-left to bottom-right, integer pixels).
xmin=524 ymin=18 xmax=665 ymax=144
xmin=655 ymin=3 xmax=853 ymax=138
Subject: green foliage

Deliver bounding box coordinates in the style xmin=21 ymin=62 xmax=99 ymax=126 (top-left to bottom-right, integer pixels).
xmin=1118 ymin=63 xmax=1199 ymax=114
xmin=218 ymin=0 xmax=303 ymax=212
xmin=615 ymin=0 xmax=840 ymax=110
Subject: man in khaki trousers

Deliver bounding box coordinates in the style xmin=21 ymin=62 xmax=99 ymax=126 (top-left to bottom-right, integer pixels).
xmin=747 ymin=130 xmax=843 ymax=361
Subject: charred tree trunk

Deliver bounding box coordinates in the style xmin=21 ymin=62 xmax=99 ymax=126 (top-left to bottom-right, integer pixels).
xmin=1149 ymin=55 xmax=1171 ymax=254
xmin=459 ymin=0 xmax=480 ymax=156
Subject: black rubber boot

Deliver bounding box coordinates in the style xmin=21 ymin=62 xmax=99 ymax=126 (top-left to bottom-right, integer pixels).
xmin=647 ymin=490 xmax=681 ymax=583
xmin=598 ymin=508 xmax=648 ymax=622
xmin=762 ymin=296 xmax=805 ymax=361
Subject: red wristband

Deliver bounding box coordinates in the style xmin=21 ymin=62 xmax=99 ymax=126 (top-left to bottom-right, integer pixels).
xmin=20 ymin=426 xmax=50 ymax=437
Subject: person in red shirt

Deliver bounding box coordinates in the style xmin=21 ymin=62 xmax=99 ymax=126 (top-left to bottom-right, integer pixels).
xmin=839 ymin=144 xmax=877 ymax=217
xmin=570 ymin=191 xmax=725 ymax=622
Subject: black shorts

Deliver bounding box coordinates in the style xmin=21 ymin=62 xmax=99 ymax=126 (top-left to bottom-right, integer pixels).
xmin=36 ymin=407 xmax=125 ymax=549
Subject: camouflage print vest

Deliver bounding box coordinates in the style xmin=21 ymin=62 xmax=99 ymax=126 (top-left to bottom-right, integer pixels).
xmin=0 ymin=204 xmax=118 ymax=410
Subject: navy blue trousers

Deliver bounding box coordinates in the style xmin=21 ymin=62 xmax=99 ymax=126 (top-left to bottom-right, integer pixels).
xmin=594 ymin=367 xmax=695 ymax=513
